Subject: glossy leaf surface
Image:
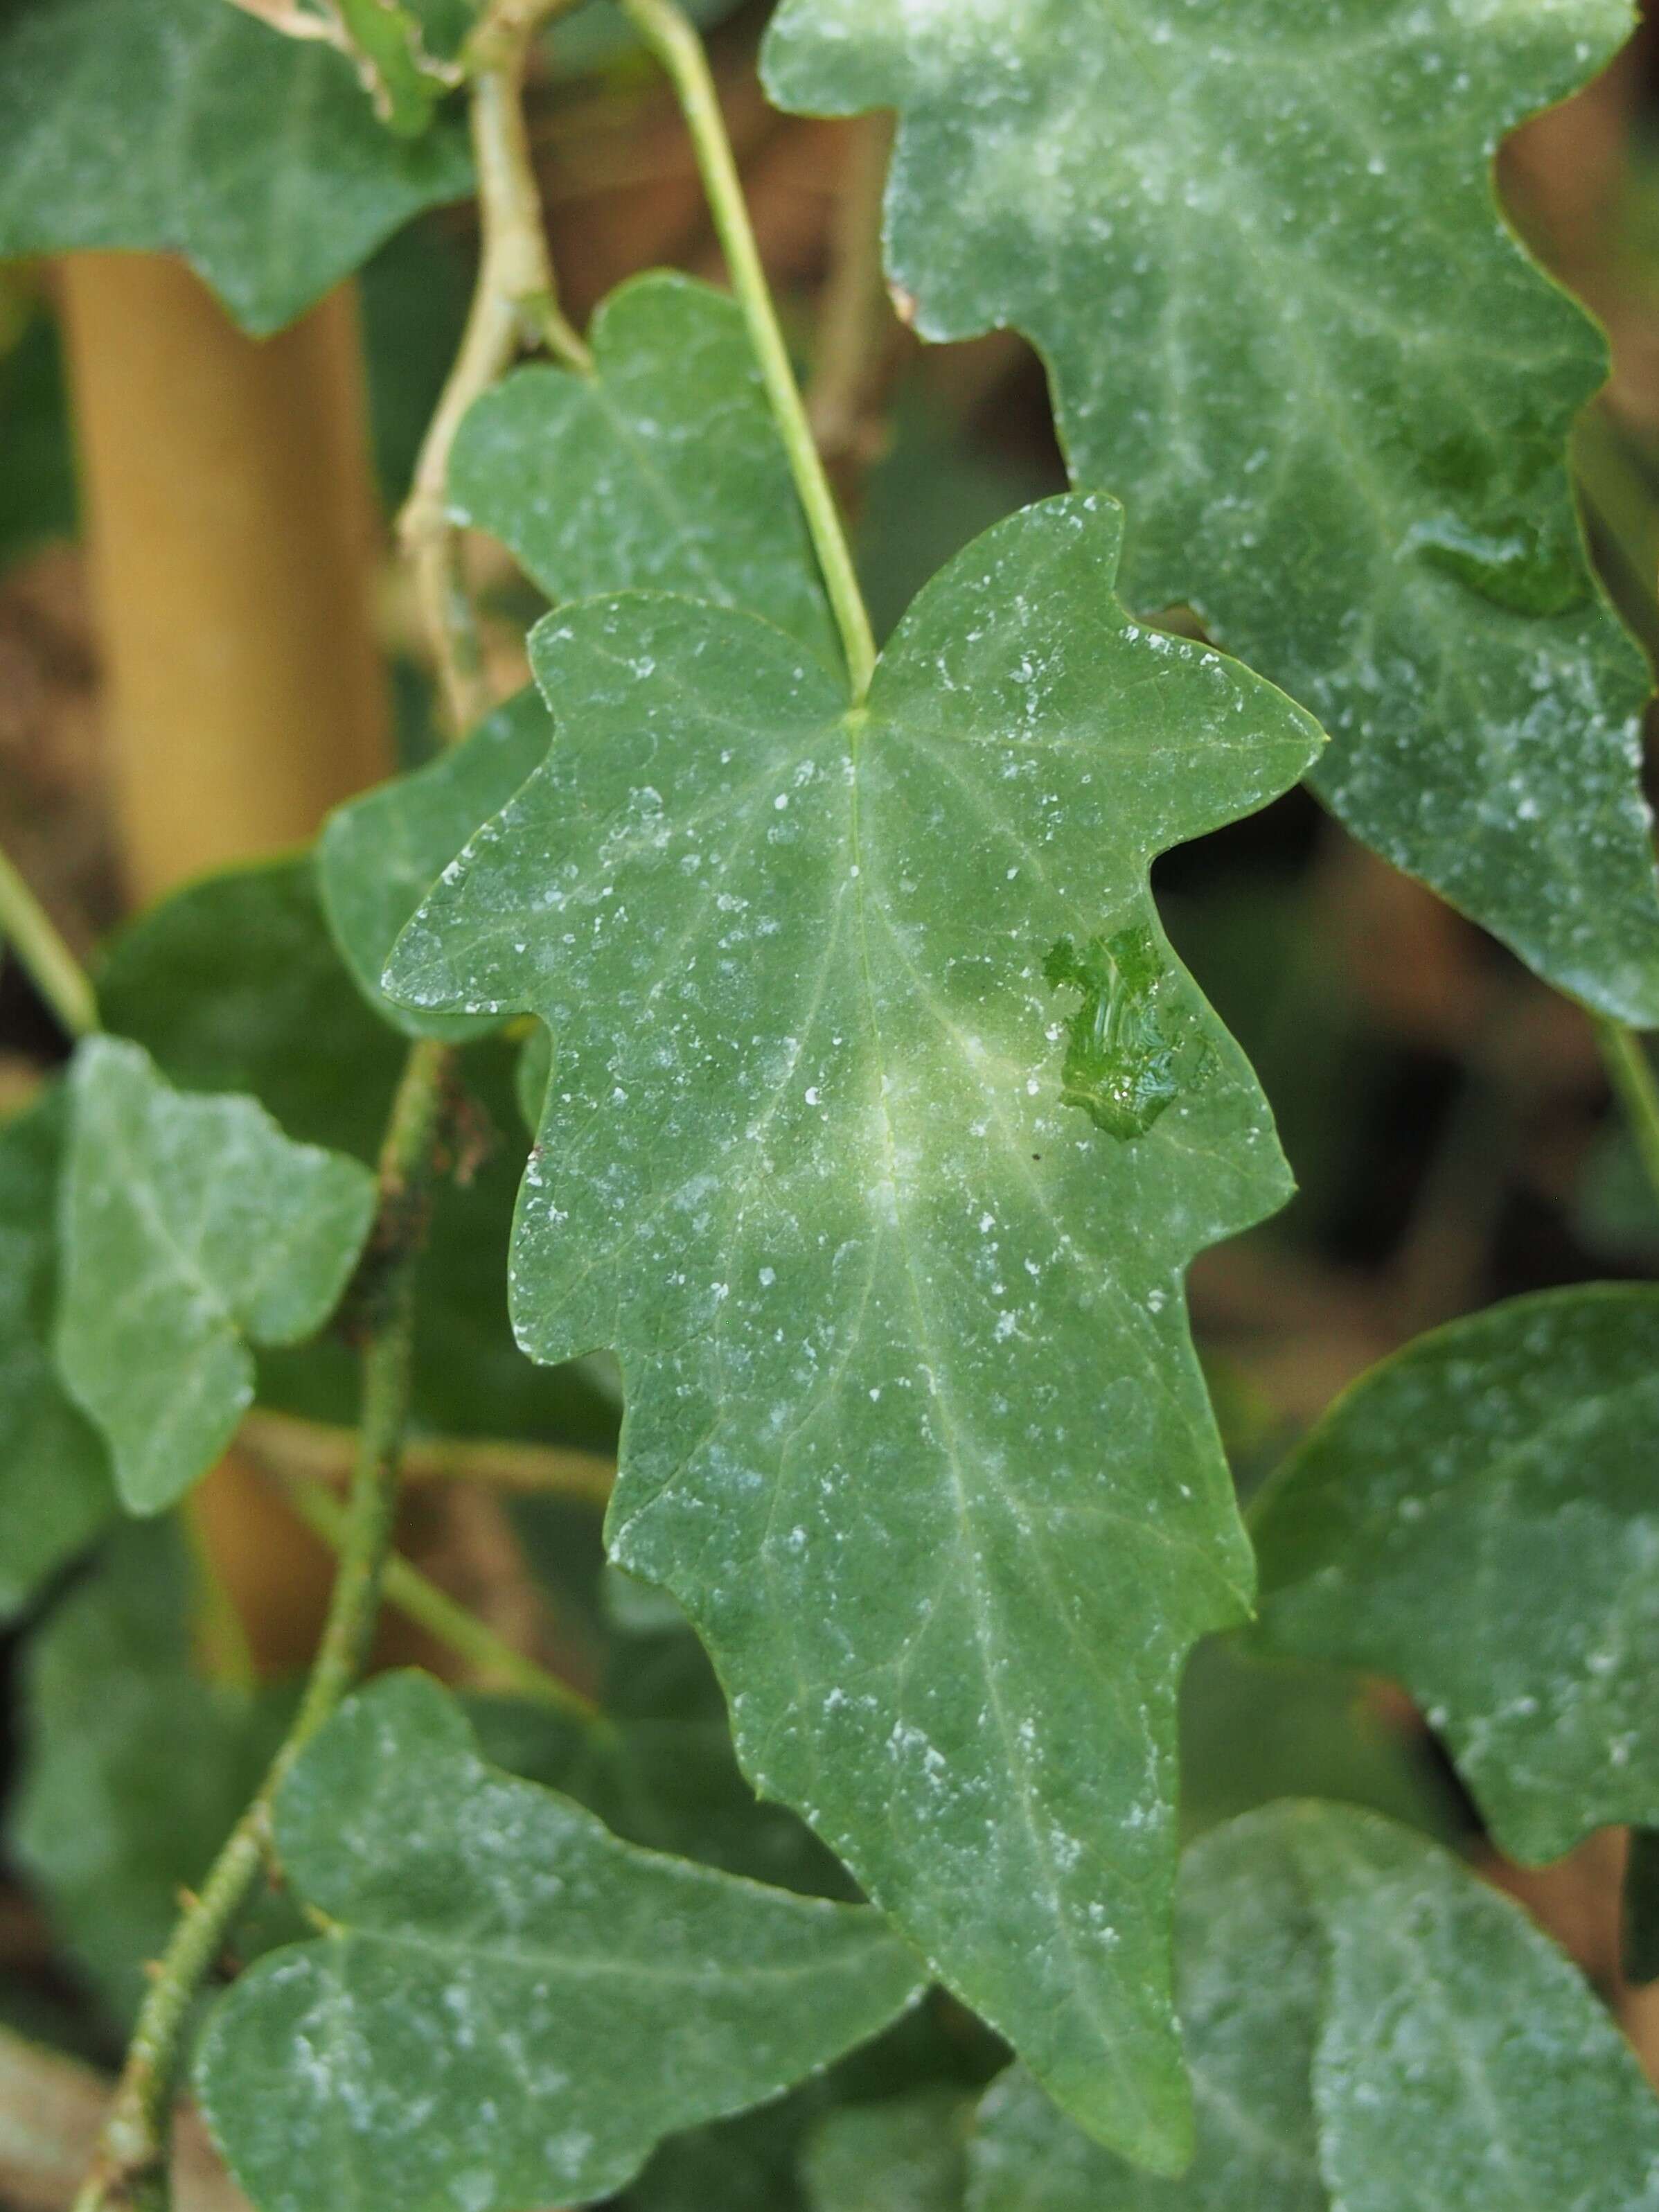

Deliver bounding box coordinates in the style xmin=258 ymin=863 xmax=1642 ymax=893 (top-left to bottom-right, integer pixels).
xmin=0 ymin=1096 xmax=115 ymax=1620
xmin=450 ymin=273 xmax=835 ymax=660
xmin=10 ymin=1523 xmax=296 ymax=2026
xmin=0 ymin=0 xmax=470 ymax=336
xmin=1252 ymin=1284 xmax=1659 ymax=1864
xmin=195 ymin=1672 xmax=924 ymax=2212
xmin=387 ymin=495 xmax=1322 ymax=2167
xmin=968 ymin=1802 xmax=1659 ymax=2211
xmin=55 ymin=1036 xmax=376 ymax=1514
xmin=763 ymin=0 xmax=1659 ymax=1020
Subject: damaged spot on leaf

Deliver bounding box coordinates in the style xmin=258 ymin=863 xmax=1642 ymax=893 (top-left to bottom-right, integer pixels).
xmin=1044 ymin=923 xmax=1202 ymax=1140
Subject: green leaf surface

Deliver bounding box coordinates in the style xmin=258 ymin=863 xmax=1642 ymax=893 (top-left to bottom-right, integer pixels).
xmin=1252 ymin=1283 xmax=1659 ymax=1865
xmin=319 ymin=688 xmax=553 ymax=1038
xmin=55 ymin=1036 xmax=377 ymax=1515
xmin=100 ymin=855 xmax=619 ymax=1449
xmin=1176 ymin=1634 xmax=1458 ymax=1846
xmin=0 ymin=1095 xmax=116 ymax=1620
xmin=967 ymin=1802 xmax=1659 ymax=2212
xmin=802 ymin=2089 xmax=972 ymax=2212
xmin=0 ymin=0 xmax=470 ymax=336
xmin=449 ymin=272 xmax=835 ymax=662
xmin=763 ymin=0 xmax=1659 ymax=1021
xmin=10 ymin=1522 xmax=298 ymax=2027
xmin=387 ymin=495 xmax=1322 ymax=2168
xmin=1625 ymin=1826 xmax=1659 ymax=1985
xmin=195 ymin=1672 xmax=924 ymax=2212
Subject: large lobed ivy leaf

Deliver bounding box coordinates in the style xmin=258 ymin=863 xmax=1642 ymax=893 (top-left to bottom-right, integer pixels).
xmin=195 ymin=1671 xmax=924 ymax=2212
xmin=0 ymin=0 xmax=471 ymax=337
xmin=763 ymin=0 xmax=1659 ymax=1023
xmin=55 ymin=1036 xmax=377 ymax=1515
xmin=10 ymin=1521 xmax=299 ymax=2027
xmin=0 ymin=1095 xmax=116 ymax=1620
xmin=450 ymin=273 xmax=836 ymax=664
xmin=969 ymin=1801 xmax=1659 ymax=2212
xmin=1251 ymin=1283 xmax=1659 ymax=1865
xmin=387 ymin=495 xmax=1323 ymax=2168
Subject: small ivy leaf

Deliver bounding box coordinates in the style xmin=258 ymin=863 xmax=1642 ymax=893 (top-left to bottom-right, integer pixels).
xmin=450 ymin=272 xmax=837 ymax=662
xmin=55 ymin=1036 xmax=378 ymax=1515
xmin=194 ymin=1671 xmax=925 ymax=2212
xmin=10 ymin=1521 xmax=300 ymax=2027
xmin=801 ymin=2088 xmax=973 ymax=2212
xmin=0 ymin=1094 xmax=117 ymax=1620
xmin=968 ymin=1803 xmax=1659 ymax=2212
xmin=1251 ymin=1284 xmax=1659 ymax=1867
xmin=386 ymin=495 xmax=1323 ymax=2169
xmin=762 ymin=0 xmax=1659 ymax=1023
xmin=0 ymin=0 xmax=470 ymax=337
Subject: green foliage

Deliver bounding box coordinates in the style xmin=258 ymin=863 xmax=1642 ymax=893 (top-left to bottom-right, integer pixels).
xmin=968 ymin=1803 xmax=1659 ymax=2212
xmin=763 ymin=0 xmax=1659 ymax=1023
xmin=1252 ymin=1284 xmax=1659 ymax=1863
xmin=802 ymin=2088 xmax=972 ymax=2212
xmin=0 ymin=0 xmax=470 ymax=336
xmin=101 ymin=854 xmax=619 ymax=1446
xmin=452 ymin=274 xmax=836 ymax=660
xmin=10 ymin=1522 xmax=298 ymax=2026
xmin=194 ymin=1672 xmax=925 ymax=2212
xmin=387 ymin=493 xmax=1321 ymax=2168
xmin=8 ymin=3 xmax=1659 ymax=2202
xmin=0 ymin=1095 xmax=116 ymax=1619
xmin=55 ymin=1036 xmax=377 ymax=1514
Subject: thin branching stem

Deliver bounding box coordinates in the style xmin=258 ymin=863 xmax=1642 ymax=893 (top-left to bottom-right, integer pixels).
xmin=1595 ymin=1017 xmax=1659 ymax=1212
xmin=71 ymin=1039 xmax=456 ymax=2212
xmin=618 ymin=0 xmax=878 ymax=703
xmin=277 ymin=1473 xmax=603 ymax=1722
xmin=0 ymin=845 xmax=98 ymax=1038
xmin=399 ymin=0 xmax=590 ymax=738
xmin=240 ymin=1406 xmax=614 ymax=1504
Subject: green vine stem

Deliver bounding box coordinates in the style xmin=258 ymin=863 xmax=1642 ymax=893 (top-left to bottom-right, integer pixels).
xmin=400 ymin=0 xmax=590 ymax=737
xmin=240 ymin=1406 xmax=615 ymax=1503
xmin=1594 ymin=1017 xmax=1659 ymax=1212
xmin=0 ymin=844 xmax=98 ymax=1038
xmin=619 ymin=0 xmax=878 ymax=703
xmin=277 ymin=1471 xmax=602 ymax=1722
xmin=71 ymin=1038 xmax=456 ymax=2212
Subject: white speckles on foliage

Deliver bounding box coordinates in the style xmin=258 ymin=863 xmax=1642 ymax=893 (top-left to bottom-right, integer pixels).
xmin=1253 ymin=1284 xmax=1659 ymax=1865
xmin=763 ymin=0 xmax=1659 ymax=1020
xmin=195 ymin=1674 xmax=923 ymax=2212
xmin=386 ymin=496 xmax=1322 ymax=2169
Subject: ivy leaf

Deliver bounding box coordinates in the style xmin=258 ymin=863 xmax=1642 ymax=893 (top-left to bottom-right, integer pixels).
xmin=319 ymin=688 xmax=553 ymax=1039
xmin=195 ymin=1671 xmax=925 ymax=2212
xmin=0 ymin=1095 xmax=116 ymax=1620
xmin=968 ymin=1803 xmax=1659 ymax=2212
xmin=1250 ymin=1283 xmax=1659 ymax=1866
xmin=0 ymin=0 xmax=470 ymax=337
xmin=450 ymin=272 xmax=835 ymax=661
xmin=802 ymin=2089 xmax=972 ymax=2212
xmin=763 ymin=0 xmax=1659 ymax=1023
xmin=55 ymin=1036 xmax=378 ymax=1515
xmin=10 ymin=1521 xmax=299 ymax=2027
xmin=386 ymin=495 xmax=1322 ymax=2168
